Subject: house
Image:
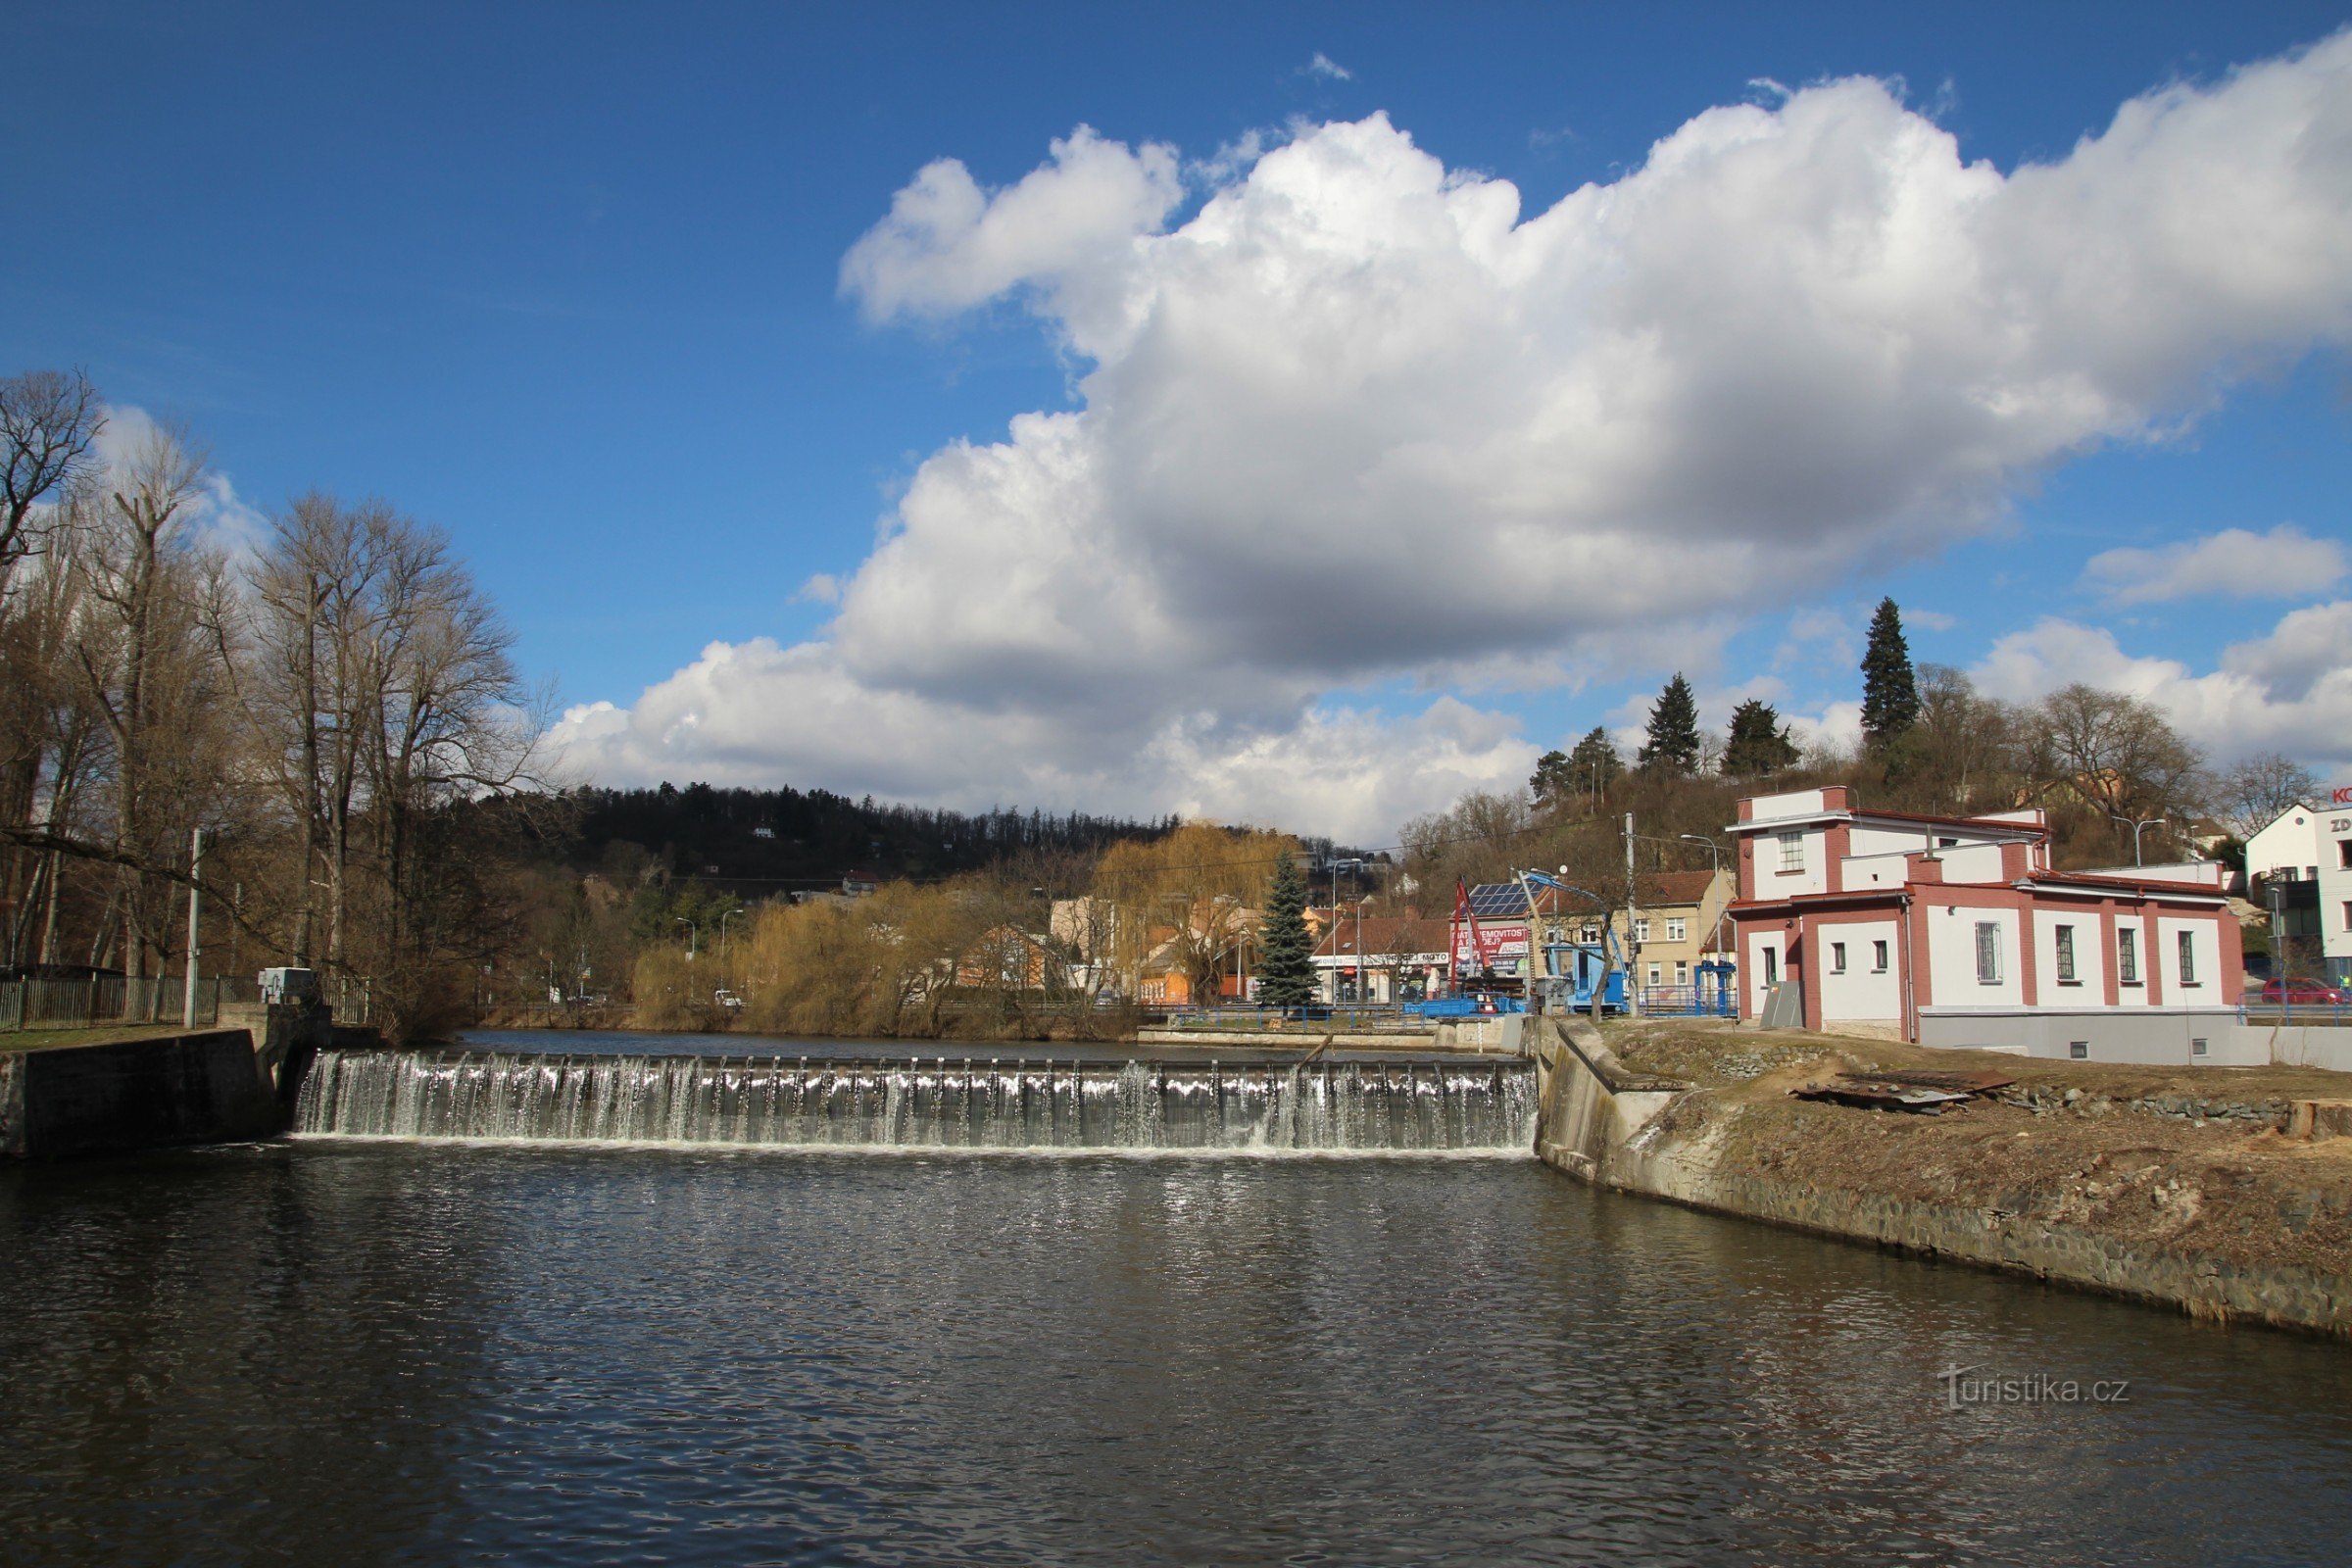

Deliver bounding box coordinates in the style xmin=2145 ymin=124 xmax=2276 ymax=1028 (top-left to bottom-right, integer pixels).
xmin=2242 ymin=798 xmax=2352 ymax=983
xmin=954 ymin=926 xmax=1061 ymax=991
xmin=1727 ymin=785 xmax=2244 ymax=1063
xmin=1459 ymin=870 xmax=1735 ymax=999
xmin=1314 ymin=915 xmax=1452 ymax=1003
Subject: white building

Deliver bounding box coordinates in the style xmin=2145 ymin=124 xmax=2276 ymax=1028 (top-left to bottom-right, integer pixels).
xmin=1728 ymin=786 xmax=2246 ymax=1063
xmin=2242 ymin=795 xmax=2352 ymax=981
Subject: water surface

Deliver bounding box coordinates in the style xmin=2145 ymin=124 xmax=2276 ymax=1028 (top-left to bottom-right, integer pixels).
xmin=6 ymin=1142 xmax=2350 ymax=1565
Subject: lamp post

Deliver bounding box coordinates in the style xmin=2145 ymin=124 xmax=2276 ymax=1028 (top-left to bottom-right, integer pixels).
xmin=719 ymin=906 xmax=746 ymax=962
xmin=182 ymin=827 xmax=205 ymax=1028
xmin=674 ymin=915 xmax=698 ymax=960
xmin=1680 ymin=832 xmax=1729 ymax=964
xmin=2110 ymin=813 xmax=2167 ymax=868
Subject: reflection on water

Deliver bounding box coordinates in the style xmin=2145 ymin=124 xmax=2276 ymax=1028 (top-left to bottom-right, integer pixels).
xmin=3 ymin=1145 xmax=2350 ymax=1566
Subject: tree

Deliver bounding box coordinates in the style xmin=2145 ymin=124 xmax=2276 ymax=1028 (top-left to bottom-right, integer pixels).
xmin=1096 ymin=820 xmax=1293 ymax=1005
xmin=1902 ymin=664 xmax=2018 ymax=808
xmin=1721 ymin=699 xmax=1798 ymax=777
xmin=1254 ymin=852 xmax=1315 ymax=1011
xmin=2025 ymin=684 xmax=2207 ymax=863
xmin=1639 ymin=674 xmax=1701 ymax=775
xmin=1860 ymin=597 xmax=1921 ymax=748
xmin=1567 ymin=726 xmax=1622 ymax=804
xmin=2214 ymin=751 xmax=2320 ymax=839
xmin=0 ymin=369 xmax=103 ymax=593
xmin=1529 ymin=749 xmax=1574 ymax=808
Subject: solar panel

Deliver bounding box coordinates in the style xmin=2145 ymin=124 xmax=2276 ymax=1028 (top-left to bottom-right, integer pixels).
xmin=1466 ymin=883 xmax=1532 ymax=917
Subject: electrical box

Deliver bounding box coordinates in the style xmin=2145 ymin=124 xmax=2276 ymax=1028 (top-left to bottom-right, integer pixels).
xmin=259 ymin=967 xmax=318 ymax=1005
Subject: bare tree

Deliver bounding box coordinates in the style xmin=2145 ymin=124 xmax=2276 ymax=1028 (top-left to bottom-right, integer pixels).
xmin=0 ymin=369 xmax=103 ymax=593
xmin=2214 ymin=751 xmax=2320 ymax=839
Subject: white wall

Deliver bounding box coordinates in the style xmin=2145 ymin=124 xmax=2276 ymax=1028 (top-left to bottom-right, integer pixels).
xmin=1935 ymin=843 xmax=2007 ymax=885
xmin=2157 ymin=916 xmax=2223 ymax=1005
xmin=1760 ymin=827 xmax=1829 ymax=897
xmin=1926 ymin=905 xmax=2023 ymax=1007
xmin=2033 ymin=908 xmax=2106 ymax=1007
xmin=1747 ymin=788 xmax=1829 ymax=824
xmin=1839 ymin=851 xmax=1912 ymax=890
xmin=2245 ymin=806 xmax=2321 ymax=881
xmin=1817 ymin=919 xmax=1901 ymax=1023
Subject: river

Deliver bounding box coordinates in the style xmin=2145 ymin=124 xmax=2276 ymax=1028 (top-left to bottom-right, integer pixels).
xmin=3 ymin=1033 xmax=2350 ymax=1565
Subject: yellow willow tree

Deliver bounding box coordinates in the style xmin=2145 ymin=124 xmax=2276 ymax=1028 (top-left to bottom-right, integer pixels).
xmin=730 ymin=880 xmax=998 ymax=1038
xmin=1095 ymin=820 xmax=1297 ymax=1004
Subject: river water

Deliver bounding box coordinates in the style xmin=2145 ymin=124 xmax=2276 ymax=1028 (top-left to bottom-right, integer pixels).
xmin=5 ymin=1042 xmax=2352 ymax=1564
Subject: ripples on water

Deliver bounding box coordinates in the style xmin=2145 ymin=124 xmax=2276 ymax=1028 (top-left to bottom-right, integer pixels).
xmin=5 ymin=1142 xmax=2352 ymax=1565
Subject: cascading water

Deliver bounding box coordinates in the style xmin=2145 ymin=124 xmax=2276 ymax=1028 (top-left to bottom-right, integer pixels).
xmin=294 ymin=1051 xmax=1538 ymax=1152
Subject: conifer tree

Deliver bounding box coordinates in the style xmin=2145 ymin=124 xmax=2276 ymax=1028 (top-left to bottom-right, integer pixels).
xmin=1861 ymin=597 xmax=1921 ymax=747
xmin=1529 ymin=749 xmax=1575 ymax=806
xmin=1567 ymin=726 xmax=1623 ymax=800
xmin=1722 ymin=699 xmax=1799 ymax=776
xmin=1639 ymin=674 xmax=1701 ymax=775
xmin=1253 ymin=852 xmax=1316 ymax=1012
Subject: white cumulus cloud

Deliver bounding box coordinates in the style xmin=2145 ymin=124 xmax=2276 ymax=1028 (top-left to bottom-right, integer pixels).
xmin=564 ymin=31 xmax=2352 ymax=838
xmin=2082 ymin=523 xmax=2347 ymax=605
xmin=1972 ymin=599 xmax=2352 ymax=771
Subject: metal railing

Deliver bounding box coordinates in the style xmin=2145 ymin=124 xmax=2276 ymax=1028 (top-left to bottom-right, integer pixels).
xmin=2240 ymin=999 xmax=2352 ymax=1028
xmin=1637 ymin=983 xmax=1738 ymax=1018
xmin=1153 ymin=1003 xmax=1420 ymax=1033
xmin=0 ymin=975 xmax=260 ymax=1033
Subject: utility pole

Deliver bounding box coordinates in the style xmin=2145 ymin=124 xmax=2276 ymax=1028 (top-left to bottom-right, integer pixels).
xmin=182 ymin=828 xmax=204 ymax=1029
xmin=1624 ymin=812 xmax=1642 ymax=1016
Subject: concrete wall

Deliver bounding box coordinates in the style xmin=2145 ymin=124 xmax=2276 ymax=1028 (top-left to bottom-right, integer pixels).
xmin=0 ymin=1030 xmax=282 ymax=1159
xmin=2255 ymin=1024 xmax=2352 ymax=1074
xmin=1918 ymin=1007 xmax=2255 ymax=1065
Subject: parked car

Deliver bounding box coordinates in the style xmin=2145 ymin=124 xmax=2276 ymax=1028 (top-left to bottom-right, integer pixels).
xmin=712 ymin=989 xmax=745 ymax=1010
xmin=2260 ymin=976 xmax=2346 ymax=1005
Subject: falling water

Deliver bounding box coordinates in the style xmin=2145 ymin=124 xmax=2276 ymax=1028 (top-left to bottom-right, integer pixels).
xmin=293 ymin=1051 xmax=1537 ymax=1152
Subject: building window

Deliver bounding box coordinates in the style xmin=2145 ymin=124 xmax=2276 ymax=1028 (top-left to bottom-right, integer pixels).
xmin=2192 ymin=1037 xmax=2209 ymax=1057
xmin=2054 ymin=924 xmax=2077 ymax=984
xmin=2178 ymin=930 xmax=2197 ymax=986
xmin=1675 ymin=960 xmax=1689 ymax=984
xmin=1580 ymin=925 xmax=1599 ymax=944
xmin=1647 ymin=963 xmax=1661 ymax=986
xmin=2341 ymin=841 xmax=2352 ymax=869
xmin=2342 ymin=901 xmax=2352 ymax=934
xmin=1763 ymin=947 xmax=1780 ymax=985
xmin=1872 ymin=940 xmax=1888 ymax=973
xmin=2118 ymin=928 xmax=2138 ymax=985
xmin=1831 ymin=941 xmax=1847 ymax=974
xmin=2070 ymin=1040 xmax=2088 ymax=1060
xmin=1666 ymin=918 xmax=1687 ymax=943
xmin=1635 ymin=919 xmax=1651 ymax=943
xmin=1975 ymin=921 xmax=2002 ymax=984
xmin=1778 ymin=832 xmax=1804 ymax=872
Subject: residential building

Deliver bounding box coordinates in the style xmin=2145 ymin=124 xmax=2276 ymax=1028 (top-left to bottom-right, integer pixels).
xmin=1460 ymin=870 xmax=1734 ymax=1000
xmin=1727 ymin=785 xmax=2244 ymax=1063
xmin=2242 ymin=797 xmax=2352 ymax=982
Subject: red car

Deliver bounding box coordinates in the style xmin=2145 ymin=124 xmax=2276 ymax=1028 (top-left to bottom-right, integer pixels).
xmin=2261 ymin=976 xmax=2347 ymax=1005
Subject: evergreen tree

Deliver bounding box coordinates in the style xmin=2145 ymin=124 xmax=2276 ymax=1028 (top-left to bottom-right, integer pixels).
xmin=1529 ymin=749 xmax=1574 ymax=806
xmin=1639 ymin=673 xmax=1702 ymax=775
xmin=1860 ymin=597 xmax=1921 ymax=747
xmin=1722 ymin=699 xmax=1799 ymax=776
xmin=1253 ymin=853 xmax=1316 ymax=1012
xmin=1567 ymin=726 xmax=1623 ymax=800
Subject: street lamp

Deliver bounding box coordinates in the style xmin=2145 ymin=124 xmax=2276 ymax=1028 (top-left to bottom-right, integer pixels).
xmin=719 ymin=906 xmax=747 ymax=962
xmin=1680 ymin=833 xmax=1730 ymax=959
xmin=674 ymin=915 xmax=698 ymax=960
xmin=2110 ymin=813 xmax=2167 ymax=868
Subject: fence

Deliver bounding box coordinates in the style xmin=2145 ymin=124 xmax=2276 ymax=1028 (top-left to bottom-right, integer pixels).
xmin=0 ymin=975 xmax=260 ymax=1033
xmin=2241 ymin=999 xmax=2352 ymax=1028
xmin=1636 ymin=983 xmax=1738 ymax=1018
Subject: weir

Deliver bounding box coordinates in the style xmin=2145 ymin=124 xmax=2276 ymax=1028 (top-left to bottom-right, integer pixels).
xmin=294 ymin=1050 xmax=1539 ymax=1152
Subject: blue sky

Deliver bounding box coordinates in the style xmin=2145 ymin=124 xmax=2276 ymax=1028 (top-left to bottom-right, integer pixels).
xmin=9 ymin=2 xmax=2351 ymax=840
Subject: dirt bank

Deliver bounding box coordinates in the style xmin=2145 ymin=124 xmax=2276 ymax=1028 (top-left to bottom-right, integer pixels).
xmin=1554 ymin=1019 xmax=2352 ymax=1335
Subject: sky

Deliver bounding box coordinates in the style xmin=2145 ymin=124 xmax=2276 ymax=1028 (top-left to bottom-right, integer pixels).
xmin=8 ymin=1 xmax=2352 ymax=844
